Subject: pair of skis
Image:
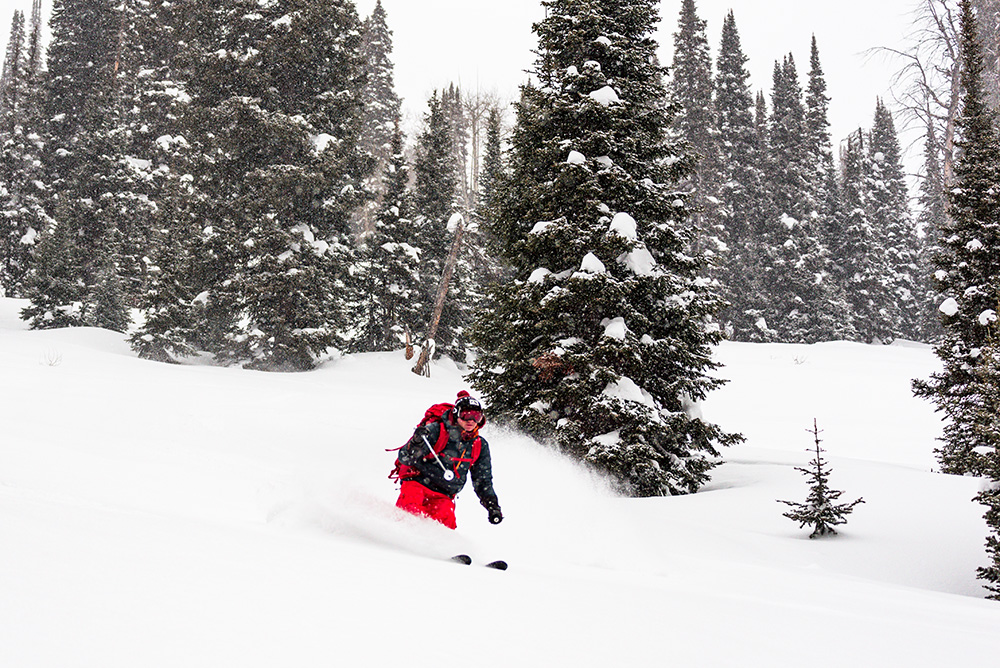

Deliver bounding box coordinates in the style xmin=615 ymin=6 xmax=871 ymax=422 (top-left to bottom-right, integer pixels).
xmin=450 ymin=554 xmax=507 ymax=570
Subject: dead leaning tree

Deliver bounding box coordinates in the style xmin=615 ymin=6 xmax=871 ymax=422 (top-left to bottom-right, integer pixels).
xmin=411 ymin=213 xmax=466 ymax=377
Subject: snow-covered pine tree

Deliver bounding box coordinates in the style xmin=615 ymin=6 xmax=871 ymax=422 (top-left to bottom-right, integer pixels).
xmin=132 ymin=0 xmax=371 ymax=370
xmin=779 ymin=419 xmax=864 ymax=538
xmin=766 ymin=56 xmax=808 ymax=227
xmin=476 ymin=104 xmax=513 ymax=283
xmin=869 ymin=99 xmax=924 ymax=341
xmin=803 ymin=36 xmax=840 ymax=248
xmin=668 ymin=0 xmax=721 ymax=256
xmin=0 ymin=9 xmax=30 ymax=296
xmin=349 ymin=116 xmax=423 ymax=353
xmin=836 ymin=128 xmax=898 ymax=344
xmin=25 ymin=0 xmax=41 ymax=78
xmin=972 ymin=307 xmax=1000 ymax=598
xmin=712 ymin=10 xmax=767 ymax=341
xmin=357 ymin=0 xmax=401 ymax=233
xmin=467 ymin=0 xmax=741 ymax=496
xmin=478 ymin=106 xmax=505 ymax=227
xmin=0 ymin=10 xmax=26 ymax=125
xmin=758 ymin=55 xmax=850 ymax=343
xmin=914 ymin=122 xmax=947 ymax=342
xmin=914 ymin=0 xmax=1000 ymax=476
xmin=972 ymin=0 xmax=1000 ymax=109
xmin=128 ymin=1 xmax=221 ymax=362
xmin=413 ymin=91 xmax=460 ymax=262
xmin=359 ymin=0 xmax=400 ymax=188
xmin=21 ymin=0 xmax=132 ymax=330
xmin=442 ymin=84 xmax=471 ymax=209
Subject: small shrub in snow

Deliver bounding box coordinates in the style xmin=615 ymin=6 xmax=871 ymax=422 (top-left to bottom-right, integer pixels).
xmin=779 ymin=420 xmax=864 ymax=538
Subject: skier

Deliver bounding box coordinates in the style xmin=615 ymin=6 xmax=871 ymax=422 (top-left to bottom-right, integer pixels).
xmin=394 ymin=391 xmax=503 ymax=529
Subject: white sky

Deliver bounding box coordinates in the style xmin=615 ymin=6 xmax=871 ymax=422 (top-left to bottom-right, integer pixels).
xmin=0 ymin=0 xmax=922 ymax=164
xmin=356 ymin=0 xmax=923 ymax=161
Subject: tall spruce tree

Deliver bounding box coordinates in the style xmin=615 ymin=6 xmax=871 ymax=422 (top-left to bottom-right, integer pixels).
xmin=359 ymin=0 xmax=401 ymax=182
xmin=668 ymin=0 xmax=721 ymax=253
xmin=357 ymin=0 xmax=401 ymax=233
xmin=913 ymin=0 xmax=1000 ymax=476
xmin=349 ymin=117 xmax=423 ymax=352
xmin=973 ymin=311 xmax=1000 ymax=598
xmin=442 ymin=83 xmax=471 ymax=209
xmin=758 ymin=55 xmax=851 ymax=343
xmin=712 ymin=10 xmax=766 ymax=340
xmin=468 ymin=0 xmax=741 ymax=496
xmin=915 ymin=122 xmax=947 ymax=342
xmin=21 ymin=0 xmax=132 ymax=330
xmin=478 ymin=106 xmax=505 ymax=225
xmin=131 ymin=0 xmax=371 ymax=369
xmin=803 ymin=37 xmax=840 ymax=242
xmin=0 ymin=9 xmax=30 ymax=296
xmin=837 ymin=128 xmax=897 ymax=343
xmin=869 ymin=99 xmax=923 ymax=341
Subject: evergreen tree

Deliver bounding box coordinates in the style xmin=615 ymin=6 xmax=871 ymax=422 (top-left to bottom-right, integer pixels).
xmin=357 ymin=0 xmax=401 ymax=233
xmin=914 ymin=0 xmax=1000 ymax=476
xmin=972 ymin=309 xmax=1000 ymax=598
xmin=915 ymin=122 xmax=947 ymax=342
xmin=442 ymin=83 xmax=471 ymax=209
xmin=757 ymin=55 xmax=851 ymax=343
xmin=0 ymin=11 xmax=26 ymax=125
xmin=0 ymin=9 xmax=29 ymax=295
xmin=803 ymin=36 xmax=840 ymax=241
xmin=131 ymin=0 xmax=372 ymax=369
xmin=359 ymin=0 xmax=401 ymax=184
xmin=468 ymin=0 xmax=741 ymax=496
xmin=837 ymin=128 xmax=896 ymax=343
xmin=478 ymin=106 xmax=505 ymax=225
xmin=350 ymin=117 xmax=423 ymax=352
xmin=0 ymin=0 xmax=46 ymax=299
xmin=668 ymin=0 xmax=721 ymax=251
xmin=25 ymin=0 xmax=42 ymax=79
xmin=766 ymin=56 xmax=808 ymax=223
xmin=712 ymin=10 xmax=766 ymax=340
xmin=869 ymin=99 xmax=922 ymax=341
xmin=779 ymin=420 xmax=865 ymax=538
xmin=21 ymin=0 xmax=132 ymax=329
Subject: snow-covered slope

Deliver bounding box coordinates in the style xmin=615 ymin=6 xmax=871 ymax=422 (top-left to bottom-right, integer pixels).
xmin=1 ymin=297 xmax=998 ymax=667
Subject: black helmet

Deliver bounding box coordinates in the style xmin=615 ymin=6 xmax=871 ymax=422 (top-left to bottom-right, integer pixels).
xmin=454 ymin=391 xmax=486 ymax=426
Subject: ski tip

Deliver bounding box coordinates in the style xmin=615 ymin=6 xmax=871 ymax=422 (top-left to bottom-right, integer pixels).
xmin=485 ymin=560 xmax=508 ymax=571
xmin=450 ymin=554 xmax=472 ymax=565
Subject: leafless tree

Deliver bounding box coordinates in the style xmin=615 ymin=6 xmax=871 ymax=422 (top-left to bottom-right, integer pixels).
xmin=876 ymin=0 xmax=1000 ymax=187
xmin=875 ymin=0 xmax=962 ymax=184
xmin=461 ymin=88 xmax=505 ymax=211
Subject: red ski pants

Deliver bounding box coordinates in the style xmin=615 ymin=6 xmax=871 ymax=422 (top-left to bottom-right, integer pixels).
xmin=396 ymin=481 xmax=457 ymax=530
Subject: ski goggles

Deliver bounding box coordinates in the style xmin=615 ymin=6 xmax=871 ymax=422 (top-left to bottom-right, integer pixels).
xmin=457 ymin=409 xmax=483 ymax=423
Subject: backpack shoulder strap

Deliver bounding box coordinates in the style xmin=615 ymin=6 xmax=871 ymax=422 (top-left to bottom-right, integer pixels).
xmin=433 ymin=420 xmax=450 ymax=454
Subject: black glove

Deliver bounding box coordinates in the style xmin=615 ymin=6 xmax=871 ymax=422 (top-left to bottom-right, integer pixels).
xmin=484 ymin=499 xmax=503 ymax=525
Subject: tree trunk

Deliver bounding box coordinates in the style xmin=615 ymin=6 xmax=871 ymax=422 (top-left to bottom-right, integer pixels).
xmin=412 ymin=214 xmax=465 ymax=376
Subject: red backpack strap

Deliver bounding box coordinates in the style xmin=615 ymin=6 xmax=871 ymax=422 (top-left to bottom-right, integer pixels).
xmin=472 ymin=436 xmax=482 ymax=463
xmin=432 ymin=421 xmax=449 ymax=454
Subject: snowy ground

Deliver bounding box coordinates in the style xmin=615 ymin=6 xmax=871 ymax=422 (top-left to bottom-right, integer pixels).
xmin=1 ymin=296 xmax=998 ymax=667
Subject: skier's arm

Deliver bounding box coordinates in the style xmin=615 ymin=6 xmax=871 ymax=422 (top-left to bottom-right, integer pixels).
xmin=471 ymin=439 xmax=502 ymax=523
xmin=398 ymin=423 xmax=439 ymax=467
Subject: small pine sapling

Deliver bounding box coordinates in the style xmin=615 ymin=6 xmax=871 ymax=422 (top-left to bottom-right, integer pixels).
xmin=779 ymin=419 xmax=864 ymax=538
